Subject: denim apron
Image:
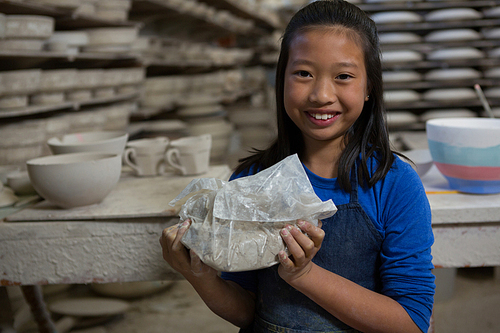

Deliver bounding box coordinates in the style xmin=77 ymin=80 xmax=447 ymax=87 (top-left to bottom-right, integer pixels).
xmin=242 ymin=169 xmax=384 ymax=333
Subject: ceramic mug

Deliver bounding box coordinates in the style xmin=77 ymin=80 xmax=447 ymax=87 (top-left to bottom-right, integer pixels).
xmin=123 ymin=137 xmax=170 ymax=177
xmin=166 ymin=134 xmax=212 ymax=176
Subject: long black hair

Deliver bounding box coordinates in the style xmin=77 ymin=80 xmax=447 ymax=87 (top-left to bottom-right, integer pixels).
xmin=234 ymin=0 xmax=394 ymax=192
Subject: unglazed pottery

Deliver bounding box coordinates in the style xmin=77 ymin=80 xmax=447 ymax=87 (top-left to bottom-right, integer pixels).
xmin=27 ymin=152 xmax=122 ymax=208
xmin=426 ymin=118 xmax=500 ymax=194
xmin=5 ymin=15 xmax=54 ymax=39
xmin=403 ymin=149 xmax=434 ymax=177
xmin=47 ymin=131 xmax=128 ymax=155
xmin=123 ymin=137 xmax=170 ymax=177
xmin=166 ymin=134 xmax=211 ymax=175
xmin=6 ymin=170 xmax=37 ymax=195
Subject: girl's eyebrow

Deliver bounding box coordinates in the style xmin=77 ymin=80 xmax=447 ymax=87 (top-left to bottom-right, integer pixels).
xmin=290 ymin=59 xmax=359 ymax=69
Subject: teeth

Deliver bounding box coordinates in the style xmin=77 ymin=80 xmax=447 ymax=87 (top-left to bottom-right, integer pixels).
xmin=310 ymin=113 xmax=335 ymax=120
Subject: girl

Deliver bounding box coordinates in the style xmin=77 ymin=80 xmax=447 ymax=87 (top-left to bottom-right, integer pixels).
xmin=160 ymin=1 xmax=435 ymax=332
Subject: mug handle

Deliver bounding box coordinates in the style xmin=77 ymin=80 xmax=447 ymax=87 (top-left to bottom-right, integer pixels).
xmin=165 ymin=148 xmax=186 ymax=175
xmin=123 ymin=148 xmax=142 ymax=175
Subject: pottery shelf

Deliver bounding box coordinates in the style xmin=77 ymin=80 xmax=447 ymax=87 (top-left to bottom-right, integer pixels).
xmin=381 ymin=39 xmax=500 ymax=52
xmin=376 ymin=18 xmax=500 ymax=33
xmin=385 ymin=98 xmax=500 ymax=112
xmin=198 ymin=0 xmax=282 ymax=31
xmin=0 ymin=0 xmax=137 ymax=29
xmin=384 ymin=78 xmax=500 ymax=91
xmin=383 ymin=58 xmax=500 ymax=71
xmin=130 ymin=0 xmax=258 ymax=42
xmin=0 ymin=49 xmax=140 ymax=63
xmin=358 ymin=0 xmax=500 ymax=13
xmin=0 ymin=92 xmax=139 ymax=119
xmin=134 ymin=87 xmax=260 ymax=119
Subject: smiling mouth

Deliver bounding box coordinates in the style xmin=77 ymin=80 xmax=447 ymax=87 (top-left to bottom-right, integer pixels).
xmin=308 ymin=112 xmax=339 ymax=120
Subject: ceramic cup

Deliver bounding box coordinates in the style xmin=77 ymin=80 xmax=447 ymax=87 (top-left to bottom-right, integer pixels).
xmin=166 ymin=134 xmax=212 ymax=176
xmin=123 ymin=137 xmax=170 ymax=177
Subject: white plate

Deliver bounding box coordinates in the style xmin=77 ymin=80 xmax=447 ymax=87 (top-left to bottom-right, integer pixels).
xmin=420 ymin=109 xmax=476 ymax=122
xmin=488 ymin=47 xmax=500 ymax=58
xmin=384 ymin=90 xmax=420 ymax=103
xmin=425 ymin=8 xmax=482 ymax=22
xmin=423 ymin=88 xmax=477 ymax=101
xmin=427 ymin=47 xmax=484 ymax=60
xmin=424 ymin=29 xmax=481 ymax=42
xmin=424 ymin=68 xmax=481 ymax=81
xmin=484 ymin=67 xmax=500 ymax=78
xmin=371 ymin=11 xmax=422 ymax=24
xmin=386 ymin=111 xmax=419 ymax=128
xmin=484 ymin=87 xmax=500 ymax=99
xmin=382 ymin=50 xmax=423 ymax=63
xmin=383 ymin=70 xmax=422 ymax=83
xmin=482 ymin=27 xmax=500 ymax=39
xmin=483 ymin=7 xmax=500 ymax=18
xmin=379 ymin=32 xmax=421 ymax=44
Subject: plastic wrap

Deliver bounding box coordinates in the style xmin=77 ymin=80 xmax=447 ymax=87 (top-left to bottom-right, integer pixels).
xmin=168 ymin=154 xmax=337 ymax=272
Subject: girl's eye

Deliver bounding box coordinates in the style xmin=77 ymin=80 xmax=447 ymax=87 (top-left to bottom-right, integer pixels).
xmin=337 ymin=74 xmax=352 ymax=80
xmin=295 ymin=70 xmax=311 ymax=78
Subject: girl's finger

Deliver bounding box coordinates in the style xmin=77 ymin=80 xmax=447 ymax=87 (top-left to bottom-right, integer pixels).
xmin=171 ymin=219 xmax=191 ymax=251
xmin=297 ymin=220 xmax=325 ymax=248
xmin=278 ymin=250 xmax=294 ymax=270
xmin=281 ymin=226 xmax=305 ymax=264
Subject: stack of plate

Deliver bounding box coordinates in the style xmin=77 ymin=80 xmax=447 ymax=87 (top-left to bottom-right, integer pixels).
xmin=424 ymin=29 xmax=481 ymax=42
xmin=371 ymin=11 xmax=422 ymax=24
xmin=425 ymin=8 xmax=482 ymax=22
xmin=386 ymin=111 xmax=419 ymax=130
xmin=424 ymin=68 xmax=481 ymax=81
xmin=422 ymin=88 xmax=477 ymax=101
xmin=420 ymin=109 xmax=477 ymax=122
xmin=427 ymin=47 xmax=484 ymax=61
xmin=384 ymin=90 xmax=421 ymax=105
xmin=382 ymin=50 xmax=423 ymax=63
xmin=0 ymin=14 xmax=54 ymax=52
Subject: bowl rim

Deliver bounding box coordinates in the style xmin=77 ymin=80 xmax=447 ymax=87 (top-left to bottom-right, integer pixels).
xmin=426 ymin=117 xmax=500 ymax=129
xmin=47 ymin=130 xmax=128 ymax=147
xmin=27 ymin=152 xmax=121 ymax=166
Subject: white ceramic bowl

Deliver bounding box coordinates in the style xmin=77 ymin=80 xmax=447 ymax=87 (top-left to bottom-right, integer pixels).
xmin=6 ymin=170 xmax=36 ymax=195
xmin=47 ymin=131 xmax=128 ymax=155
xmin=27 ymin=152 xmax=122 ymax=208
xmin=403 ymin=149 xmax=433 ymax=177
xmin=426 ymin=118 xmax=500 ymax=194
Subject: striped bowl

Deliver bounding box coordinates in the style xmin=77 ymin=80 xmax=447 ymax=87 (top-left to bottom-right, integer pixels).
xmin=426 ymin=118 xmax=500 ymax=194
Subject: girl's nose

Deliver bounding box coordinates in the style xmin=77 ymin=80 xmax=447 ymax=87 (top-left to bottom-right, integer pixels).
xmin=309 ymin=79 xmax=336 ymax=105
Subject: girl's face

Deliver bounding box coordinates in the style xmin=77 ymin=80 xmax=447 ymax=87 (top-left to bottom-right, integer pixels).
xmin=284 ymin=27 xmax=368 ymax=151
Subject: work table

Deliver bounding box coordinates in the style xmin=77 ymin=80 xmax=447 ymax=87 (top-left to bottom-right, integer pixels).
xmin=1 ymin=164 xmax=499 ymax=286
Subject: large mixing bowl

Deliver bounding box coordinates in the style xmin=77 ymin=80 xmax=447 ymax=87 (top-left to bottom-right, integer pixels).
xmin=27 ymin=152 xmax=122 ymax=208
xmin=426 ymin=118 xmax=500 ymax=194
xmin=47 ymin=131 xmax=128 ymax=155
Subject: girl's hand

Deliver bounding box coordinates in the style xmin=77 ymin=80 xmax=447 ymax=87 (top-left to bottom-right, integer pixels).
xmin=278 ymin=220 xmax=324 ymax=284
xmin=159 ymin=219 xmax=217 ymax=279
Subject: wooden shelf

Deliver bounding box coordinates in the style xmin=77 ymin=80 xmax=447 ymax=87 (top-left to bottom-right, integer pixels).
xmin=0 ymin=92 xmax=139 ymax=119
